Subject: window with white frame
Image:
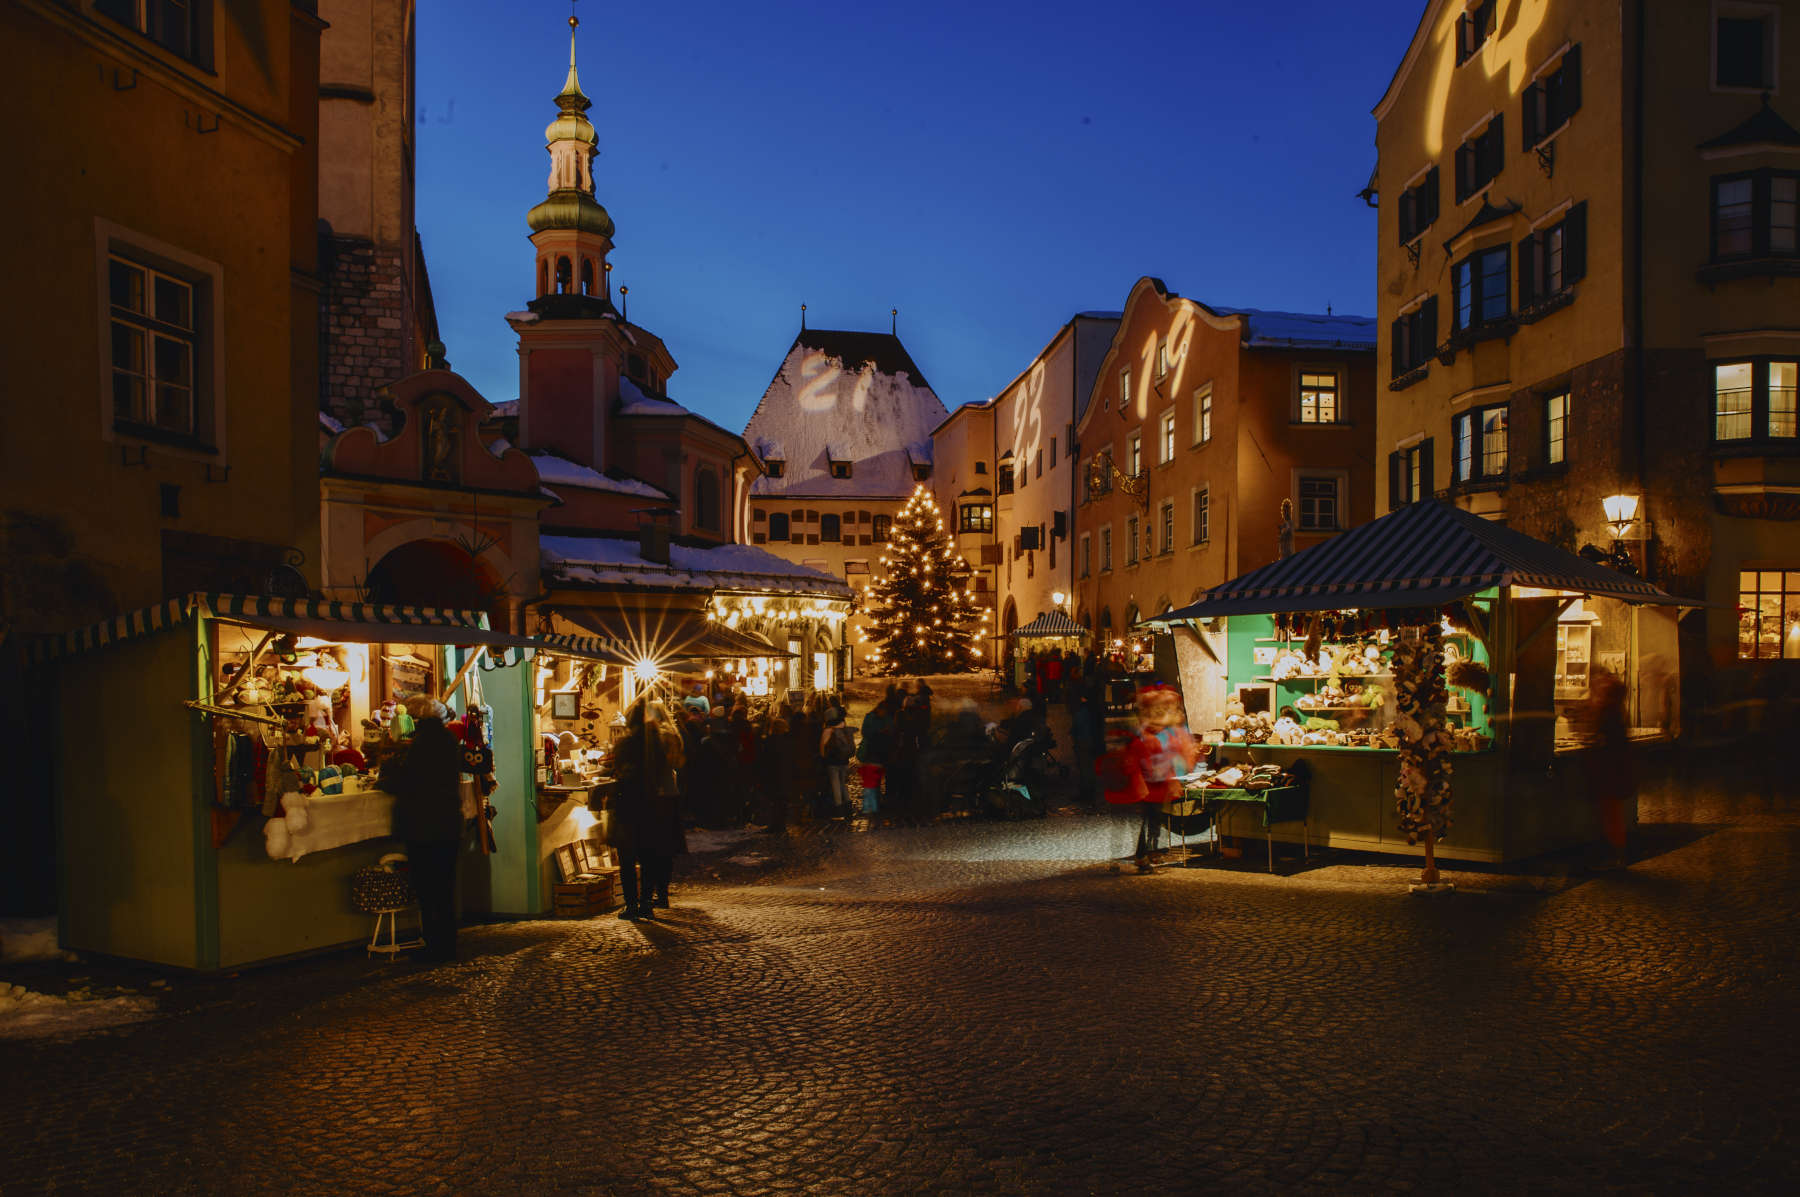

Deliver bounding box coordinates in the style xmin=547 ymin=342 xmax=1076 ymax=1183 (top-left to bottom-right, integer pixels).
xmin=1128 ymin=432 xmax=1142 ymax=476
xmin=1120 ymin=368 xmax=1132 ymax=412
xmin=1298 ymin=371 xmax=1340 ymax=423
xmin=1711 ymin=170 xmax=1798 ymax=261
xmin=1388 ymin=439 xmax=1434 ymax=509
xmin=1454 ymin=112 xmax=1505 ymax=202
xmin=1523 ymin=45 xmax=1582 ymax=148
xmin=1452 ymin=404 xmax=1509 ymax=482
xmin=1456 ymin=0 xmax=1496 ymax=64
xmin=1159 ymin=499 xmax=1174 ymax=554
xmin=96 ymin=0 xmax=211 ymax=66
xmin=1520 ymin=204 xmax=1588 ymax=304
xmin=1739 ymin=568 xmax=1800 ymax=659
xmin=108 ymin=251 xmax=207 ymax=442
xmin=1452 ymin=244 xmax=1511 ymax=331
xmin=1545 ymin=392 xmax=1571 ymax=464
xmin=1193 ymin=385 xmax=1212 ymax=445
xmin=1296 ymin=475 xmax=1342 ymax=532
xmin=1392 ymin=297 xmax=1438 ymax=378
xmin=1156 ymin=337 xmax=1170 ymax=378
xmin=1159 ymin=410 xmax=1176 ymax=463
xmin=1714 ymin=359 xmax=1798 ymax=441
xmin=1715 ymin=5 xmax=1778 ymax=91
xmin=1192 ymin=487 xmax=1210 ymax=544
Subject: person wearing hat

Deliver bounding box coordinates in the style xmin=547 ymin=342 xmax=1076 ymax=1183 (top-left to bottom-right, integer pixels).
xmin=388 ymin=695 xmax=465 ymax=961
xmin=819 ymin=706 xmax=857 ymax=821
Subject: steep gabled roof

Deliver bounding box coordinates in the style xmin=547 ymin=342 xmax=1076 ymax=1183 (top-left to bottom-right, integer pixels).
xmin=792 ymin=328 xmax=933 ymax=392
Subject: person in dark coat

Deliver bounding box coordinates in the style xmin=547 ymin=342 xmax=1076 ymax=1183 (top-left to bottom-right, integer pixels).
xmin=756 ymin=716 xmax=796 ymax=834
xmin=388 ymin=696 xmax=464 ymax=962
xmin=610 ymin=699 xmax=678 ymax=921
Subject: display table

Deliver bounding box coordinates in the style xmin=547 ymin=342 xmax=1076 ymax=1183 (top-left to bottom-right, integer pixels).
xmin=264 ymin=784 xmax=396 ymax=861
xmin=1184 ymin=783 xmax=1310 ymax=872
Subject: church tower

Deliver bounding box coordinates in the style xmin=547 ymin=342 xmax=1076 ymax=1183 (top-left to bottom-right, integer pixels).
xmin=509 ymin=12 xmax=625 ymax=468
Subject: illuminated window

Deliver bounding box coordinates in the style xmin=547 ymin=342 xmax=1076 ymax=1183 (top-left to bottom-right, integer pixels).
xmin=1129 ymin=432 xmax=1142 ymax=476
xmin=1520 ymin=204 xmax=1588 ymax=304
xmin=1456 ymin=0 xmax=1496 ymax=65
xmin=1545 ymin=393 xmax=1571 ymax=464
xmin=1452 ymin=244 xmax=1510 ymax=331
xmin=1454 ymin=115 xmax=1505 ymax=203
xmin=1156 ymin=338 xmax=1170 ymax=378
xmin=1120 ymin=369 xmax=1132 ymax=411
xmin=872 ymin=515 xmax=892 ymax=542
xmin=1714 ymin=359 xmax=1798 ymax=441
xmin=1159 ymin=499 xmax=1174 ymax=554
xmin=1523 ymin=46 xmax=1582 ymax=148
xmin=1388 ymin=440 xmax=1433 ymax=509
xmin=1193 ymin=386 xmax=1212 ymax=445
xmin=1392 ymin=298 xmax=1438 ymax=378
xmin=96 ymin=0 xmax=211 ymax=66
xmin=1100 ymin=525 xmax=1113 ymax=571
xmin=1397 ymin=168 xmax=1440 ymax=244
xmin=108 ymin=254 xmax=203 ymax=440
xmin=1715 ymin=9 xmax=1776 ymax=90
xmin=959 ymin=504 xmax=993 ymax=533
xmin=1160 ymin=410 xmax=1176 ymax=462
xmin=1738 ymin=569 xmax=1800 ymax=659
xmin=1296 ymin=475 xmax=1342 ymax=532
xmin=1711 ymin=171 xmax=1798 ymax=260
xmin=1452 ymin=405 xmax=1508 ymax=483
xmin=1297 ymin=372 xmax=1340 ymax=423
xmin=769 ymin=512 xmax=790 ymax=541
xmin=1126 ymin=516 xmax=1140 ymax=565
xmin=1192 ymin=487 xmax=1209 ymax=544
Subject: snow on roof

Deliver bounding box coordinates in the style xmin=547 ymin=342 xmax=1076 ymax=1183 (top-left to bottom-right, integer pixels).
xmin=743 ymin=328 xmax=948 ymax=499
xmin=617 ymin=375 xmax=692 ymax=417
xmin=755 ymin=437 xmax=784 ymax=460
xmin=525 ymin=452 xmax=671 ymax=499
xmin=540 ymin=535 xmax=852 ymax=597
xmin=906 ymin=442 xmax=932 ymax=464
xmin=1213 ymin=307 xmax=1377 ymax=350
xmin=489 ymin=399 xmax=519 ymax=418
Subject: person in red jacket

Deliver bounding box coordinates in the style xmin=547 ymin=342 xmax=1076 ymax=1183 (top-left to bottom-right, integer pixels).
xmin=1098 ymin=685 xmax=1200 ymax=873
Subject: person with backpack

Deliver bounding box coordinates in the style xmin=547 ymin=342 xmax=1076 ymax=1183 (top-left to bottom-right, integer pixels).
xmin=856 ymin=696 xmax=896 ymax=820
xmin=820 ymin=706 xmax=857 ymax=821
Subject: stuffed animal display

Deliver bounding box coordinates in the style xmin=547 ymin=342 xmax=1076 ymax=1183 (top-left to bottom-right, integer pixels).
xmin=1391 ymin=619 xmax=1454 ymax=847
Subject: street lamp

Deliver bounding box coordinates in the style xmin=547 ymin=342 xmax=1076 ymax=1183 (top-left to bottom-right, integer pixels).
xmin=1051 ymin=591 xmax=1067 ymax=609
xmin=1582 ymin=494 xmax=1642 ymax=575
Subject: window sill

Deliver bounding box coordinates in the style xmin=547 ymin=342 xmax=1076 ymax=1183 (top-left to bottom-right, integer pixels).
xmin=1440 ymin=317 xmax=1517 ymax=360
xmin=1448 ymin=476 xmax=1509 ymax=495
xmin=113 ymin=421 xmax=218 ymax=454
xmin=1711 ymin=439 xmax=1800 ymax=457
xmin=1290 ymin=420 xmax=1351 ymax=429
xmin=1190 ymin=439 xmax=1213 ymax=451
xmin=1389 ymin=362 xmax=1431 ymax=391
xmin=1698 ymin=257 xmax=1800 ymax=284
xmin=1189 ymin=540 xmax=1210 ymax=550
xmin=1523 ymin=120 xmax=1571 ymax=154
xmin=1296 ymin=526 xmax=1342 ymax=536
xmin=1456 ymin=180 xmax=1498 ymax=208
xmin=1517 ymin=287 xmax=1575 ymax=325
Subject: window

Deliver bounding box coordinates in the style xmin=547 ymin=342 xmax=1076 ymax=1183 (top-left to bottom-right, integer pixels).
xmin=1050 ymin=437 xmax=1057 ymax=467
xmin=108 ymin=254 xmax=202 ymax=440
xmin=1159 ymin=500 xmax=1174 ymax=554
xmin=1519 ymin=204 xmax=1588 ymax=305
xmin=766 ymin=459 xmax=785 ymax=478
xmin=959 ymin=503 xmax=994 ymax=533
xmin=1452 ymin=404 xmax=1509 ymax=483
xmin=912 ymin=463 xmax=931 ymax=481
xmin=769 ymin=512 xmax=791 ymax=541
xmin=872 ymin=515 xmax=892 ymax=542
xmin=1738 ymin=569 xmax=1800 ymax=659
xmin=695 ymin=468 xmax=721 ymax=531
xmin=1452 ymin=244 xmax=1510 ymax=331
xmin=975 ymin=460 xmax=987 ymax=474
xmin=1120 ymin=369 xmax=1132 ymax=412
xmin=1126 ymin=516 xmax=1140 ymax=565
xmin=1034 ymin=449 xmax=1043 ymax=479
xmin=1193 ymin=386 xmax=1212 ymax=445
xmin=1455 ymin=114 xmax=1506 ymax=202
xmin=1086 ymin=453 xmax=1114 ymax=498
xmin=1388 ymin=439 xmax=1435 ymax=509
xmin=830 ymin=460 xmax=853 ymax=479
xmin=821 ymin=513 xmax=841 ymax=542
xmin=1080 ymin=533 xmax=1092 ymax=578
xmin=1398 ymin=168 xmax=1440 ymax=244
xmin=1298 ymin=371 xmax=1340 ymax=423
xmin=1128 ymin=432 xmax=1142 ymax=476
xmin=1160 ymin=410 xmax=1176 ymax=462
xmin=1716 ymin=8 xmax=1776 ymax=90
xmin=997 ymin=462 xmax=1014 ymax=494
xmin=1156 ymin=337 xmax=1170 ymax=378
xmin=1192 ymin=488 xmax=1210 ymax=544
xmin=1100 ymin=526 xmax=1113 ymax=571
xmin=96 ymin=0 xmax=211 ymax=66
xmin=1296 ymin=476 xmax=1341 ymax=532
xmin=1391 ymin=298 xmax=1439 ymax=378
xmin=1711 ymin=171 xmax=1799 ymax=261
xmin=1523 ymin=46 xmax=1582 ymax=148
xmin=1714 ymin=359 xmax=1799 ymax=442
xmin=1456 ymin=0 xmax=1496 ymax=64
xmin=1545 ymin=393 xmax=1571 ymax=465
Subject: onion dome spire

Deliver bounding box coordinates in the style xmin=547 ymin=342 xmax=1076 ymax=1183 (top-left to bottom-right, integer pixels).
xmin=528 ymin=10 xmax=614 ymax=238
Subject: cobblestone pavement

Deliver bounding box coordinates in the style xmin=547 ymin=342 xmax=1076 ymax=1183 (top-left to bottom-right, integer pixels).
xmin=5 ymin=792 xmax=1799 ymax=1194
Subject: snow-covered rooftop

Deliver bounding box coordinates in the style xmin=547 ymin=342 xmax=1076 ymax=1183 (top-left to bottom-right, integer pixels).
xmin=489 ymin=399 xmax=519 ymax=419
xmin=1214 ymin=307 xmax=1377 ymax=350
xmin=525 ymin=452 xmax=671 ymax=499
xmin=541 ymin=535 xmax=852 ymax=597
xmin=744 ymin=329 xmax=948 ymax=499
xmin=617 ymin=375 xmax=692 ymax=417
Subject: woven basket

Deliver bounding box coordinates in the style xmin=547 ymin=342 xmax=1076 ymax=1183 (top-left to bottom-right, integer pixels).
xmin=350 ymin=865 xmax=414 ymax=913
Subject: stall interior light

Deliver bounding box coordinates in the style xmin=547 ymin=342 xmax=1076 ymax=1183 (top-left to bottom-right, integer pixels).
xmin=1052 ymin=591 xmax=1067 ymax=607
xmin=632 ymin=657 xmax=660 ymax=683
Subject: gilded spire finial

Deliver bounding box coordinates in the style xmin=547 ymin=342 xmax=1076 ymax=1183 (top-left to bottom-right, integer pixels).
xmin=559 ymin=1 xmax=588 ymax=110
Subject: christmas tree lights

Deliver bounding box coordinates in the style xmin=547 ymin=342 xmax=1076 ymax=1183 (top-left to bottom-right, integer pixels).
xmin=864 ymin=485 xmax=990 ymax=675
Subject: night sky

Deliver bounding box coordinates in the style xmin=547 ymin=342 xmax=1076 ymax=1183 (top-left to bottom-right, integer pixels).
xmin=417 ymin=0 xmax=1426 ymax=426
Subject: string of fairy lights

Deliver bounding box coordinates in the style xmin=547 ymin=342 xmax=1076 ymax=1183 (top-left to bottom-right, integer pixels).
xmin=862 ymin=485 xmax=991 ymax=674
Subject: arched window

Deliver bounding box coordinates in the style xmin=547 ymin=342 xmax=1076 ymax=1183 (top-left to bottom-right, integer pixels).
xmin=538 ymin=259 xmax=549 ymax=296
xmin=580 ymin=258 xmax=595 ymax=296
xmin=555 ymin=256 xmax=572 ymax=294
xmin=821 ymin=513 xmax=841 ymax=542
xmin=769 ymin=512 xmax=791 ymax=541
xmin=695 ymin=467 xmax=720 ymax=532
xmin=1080 ymin=610 xmax=1092 ymax=629
xmin=1100 ymin=607 xmax=1114 ymax=633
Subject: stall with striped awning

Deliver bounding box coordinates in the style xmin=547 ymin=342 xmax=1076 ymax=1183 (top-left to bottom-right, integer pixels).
xmin=1010 ymin=610 xmax=1087 ymax=639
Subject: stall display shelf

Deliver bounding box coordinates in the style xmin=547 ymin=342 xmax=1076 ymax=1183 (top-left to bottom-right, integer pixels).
xmin=1256 ymin=673 xmax=1391 ymax=683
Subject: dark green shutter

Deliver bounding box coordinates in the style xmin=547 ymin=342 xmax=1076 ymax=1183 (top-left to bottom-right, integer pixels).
xmin=1388 ymin=453 xmax=1403 ymax=510
xmin=1421 ymin=438 xmax=1435 ymax=498
xmin=1565 ymin=202 xmax=1587 ymax=283
xmin=1523 ymin=82 xmax=1541 ymax=150
xmin=1518 ymin=236 xmax=1537 ymax=306
xmin=1422 ymin=296 xmax=1438 ymax=354
xmin=1563 ymin=44 xmax=1581 ymax=120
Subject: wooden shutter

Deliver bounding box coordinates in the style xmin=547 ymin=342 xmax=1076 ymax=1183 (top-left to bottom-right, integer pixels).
xmin=1518 ymin=235 xmax=1538 ymax=307
xmin=1398 ymin=190 xmax=1416 ymax=244
xmin=1455 ymin=143 xmax=1473 ymax=202
xmin=1565 ymin=202 xmax=1588 ymax=283
xmin=1388 ymin=452 xmax=1403 ymax=510
xmin=1391 ymin=318 xmax=1405 ymax=375
xmin=1523 ymin=81 xmax=1541 ymax=149
xmin=1562 ymin=44 xmax=1582 ymax=120
xmin=1421 ymin=437 xmax=1436 ymax=498
xmin=1484 ymin=114 xmax=1505 ymax=183
xmin=1422 ymin=296 xmax=1438 ymax=356
xmin=1423 ymin=167 xmax=1439 ymax=228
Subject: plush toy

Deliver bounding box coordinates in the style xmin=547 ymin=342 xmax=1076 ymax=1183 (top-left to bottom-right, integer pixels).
xmin=330 ymin=744 xmax=367 ymax=772
xmin=281 ymin=792 xmax=311 ymax=833
xmin=264 ymin=816 xmax=291 ymax=859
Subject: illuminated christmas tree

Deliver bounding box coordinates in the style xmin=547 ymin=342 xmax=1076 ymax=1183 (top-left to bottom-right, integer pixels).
xmin=864 ymin=485 xmax=991 ymax=675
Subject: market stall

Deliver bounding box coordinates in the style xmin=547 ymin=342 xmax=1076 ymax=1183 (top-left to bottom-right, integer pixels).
xmin=1147 ymin=501 xmax=1696 ymax=865
xmin=36 ymin=594 xmax=622 ymax=969
xmin=1009 ymin=609 xmax=1087 ymax=690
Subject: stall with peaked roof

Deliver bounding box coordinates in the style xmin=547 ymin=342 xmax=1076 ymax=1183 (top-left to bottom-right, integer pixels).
xmin=37 ymin=594 xmax=628 ymax=969
xmin=1147 ymin=502 xmax=1697 ymax=864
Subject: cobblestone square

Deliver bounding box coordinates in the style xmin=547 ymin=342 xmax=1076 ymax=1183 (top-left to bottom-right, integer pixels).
xmin=5 ymin=791 xmax=1798 ymax=1194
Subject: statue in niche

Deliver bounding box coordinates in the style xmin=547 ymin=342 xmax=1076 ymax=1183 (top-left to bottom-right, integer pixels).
xmin=421 ymin=400 xmax=460 ymax=484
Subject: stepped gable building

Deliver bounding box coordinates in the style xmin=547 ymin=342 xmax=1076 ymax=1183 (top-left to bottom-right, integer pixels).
xmin=1074 ymin=277 xmax=1376 ymax=648
xmin=743 ymin=327 xmax=949 ymax=671
xmin=931 ymin=312 xmax=1120 ymax=666
xmin=318 ymin=18 xmax=849 ymax=680
xmin=1373 ymin=0 xmax=1800 ymax=719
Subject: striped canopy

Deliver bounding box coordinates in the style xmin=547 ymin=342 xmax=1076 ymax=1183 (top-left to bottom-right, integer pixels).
xmin=1011 ymin=609 xmax=1086 ymax=639
xmin=1156 ymin=500 xmax=1684 ymax=623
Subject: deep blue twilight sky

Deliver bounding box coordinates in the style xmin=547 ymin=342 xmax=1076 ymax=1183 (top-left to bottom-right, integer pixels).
xmin=417 ymin=0 xmax=1425 ymax=430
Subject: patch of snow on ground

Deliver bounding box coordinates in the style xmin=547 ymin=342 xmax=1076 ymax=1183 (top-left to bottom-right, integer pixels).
xmin=0 ymin=984 xmax=158 ymax=1040
xmin=1 ymin=917 xmax=75 ymax=962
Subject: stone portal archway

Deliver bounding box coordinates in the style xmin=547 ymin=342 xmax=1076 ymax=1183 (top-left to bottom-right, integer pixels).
xmin=365 ymin=539 xmax=505 ymax=621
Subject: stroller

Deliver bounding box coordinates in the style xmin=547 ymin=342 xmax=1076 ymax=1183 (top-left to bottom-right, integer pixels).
xmin=942 ymin=731 xmax=1052 ymax=820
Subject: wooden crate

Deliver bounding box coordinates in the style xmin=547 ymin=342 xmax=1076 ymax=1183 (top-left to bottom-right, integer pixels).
xmin=552 ymin=838 xmax=620 ymax=918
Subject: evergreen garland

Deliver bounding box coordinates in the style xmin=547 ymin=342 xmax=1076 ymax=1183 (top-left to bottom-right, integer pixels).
xmin=864 ymin=486 xmax=990 ymax=675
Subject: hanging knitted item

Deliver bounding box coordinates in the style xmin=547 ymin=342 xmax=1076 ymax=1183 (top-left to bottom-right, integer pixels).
xmin=1391 ymin=616 xmax=1454 ymax=877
